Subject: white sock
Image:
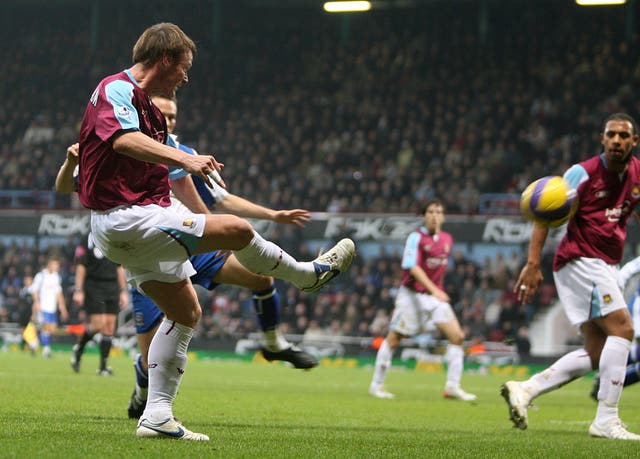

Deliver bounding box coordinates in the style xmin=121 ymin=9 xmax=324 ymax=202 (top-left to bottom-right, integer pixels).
xmin=234 ymin=232 xmax=315 ymax=288
xmin=143 ymin=319 xmax=193 ymax=422
xmin=444 ymin=344 xmax=464 ymax=388
xmin=372 ymin=339 xmax=393 ymax=386
xmin=522 ymin=348 xmax=592 ymax=400
xmin=263 ymin=330 xmax=289 ymax=352
xmin=596 ymin=336 xmax=631 ymax=424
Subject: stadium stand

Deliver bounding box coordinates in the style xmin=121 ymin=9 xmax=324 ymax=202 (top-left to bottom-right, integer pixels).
xmin=1 ymin=0 xmax=639 ymax=359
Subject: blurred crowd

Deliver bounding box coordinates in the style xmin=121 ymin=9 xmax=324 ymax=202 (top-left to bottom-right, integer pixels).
xmin=2 ymin=1 xmax=640 ymax=354
xmin=0 ymin=236 xmax=550 ymax=357
xmin=2 ymin=2 xmax=640 ymax=213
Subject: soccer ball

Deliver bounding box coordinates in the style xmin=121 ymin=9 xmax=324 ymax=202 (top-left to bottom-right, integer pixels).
xmin=520 ymin=176 xmax=578 ymax=228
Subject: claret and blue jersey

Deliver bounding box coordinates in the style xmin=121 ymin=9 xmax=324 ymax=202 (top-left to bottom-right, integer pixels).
xmin=554 ymin=153 xmax=640 ymax=270
xmin=78 ymin=70 xmax=172 ymax=210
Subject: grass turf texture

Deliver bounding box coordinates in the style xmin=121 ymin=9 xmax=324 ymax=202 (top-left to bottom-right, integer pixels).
xmin=1 ymin=351 xmax=639 ymax=458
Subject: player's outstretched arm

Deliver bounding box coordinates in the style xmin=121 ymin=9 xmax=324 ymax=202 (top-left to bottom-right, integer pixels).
xmin=113 ymin=131 xmax=223 ymax=186
xmin=514 ymin=224 xmax=548 ymax=303
xmin=216 ymin=194 xmax=311 ymax=227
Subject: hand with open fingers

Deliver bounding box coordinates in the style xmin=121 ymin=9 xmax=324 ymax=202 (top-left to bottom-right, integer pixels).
xmin=272 ymin=209 xmax=311 ymax=227
xmin=514 ymin=264 xmax=543 ymax=304
xmin=183 ymin=154 xmax=225 ymax=188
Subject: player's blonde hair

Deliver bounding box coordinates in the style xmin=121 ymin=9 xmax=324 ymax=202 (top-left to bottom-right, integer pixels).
xmin=132 ymin=23 xmax=196 ymax=67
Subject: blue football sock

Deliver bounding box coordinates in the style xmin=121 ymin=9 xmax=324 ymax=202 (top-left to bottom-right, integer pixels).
xmin=134 ymin=354 xmax=148 ymax=388
xmin=40 ymin=332 xmax=51 ymax=347
xmin=624 ymin=362 xmax=640 ymax=387
xmin=252 ymin=286 xmax=280 ymax=332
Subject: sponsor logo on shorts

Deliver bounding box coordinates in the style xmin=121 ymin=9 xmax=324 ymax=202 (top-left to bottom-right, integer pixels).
xmin=603 ymin=294 xmax=612 ymax=303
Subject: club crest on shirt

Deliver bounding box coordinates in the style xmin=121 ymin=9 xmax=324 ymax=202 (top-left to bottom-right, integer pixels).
xmin=183 ymin=219 xmax=194 ymax=227
xmin=595 ymin=190 xmax=609 ymax=199
xmin=631 ymin=185 xmax=640 ymax=199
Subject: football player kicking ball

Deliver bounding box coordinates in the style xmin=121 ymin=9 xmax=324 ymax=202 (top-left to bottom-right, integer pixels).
xmin=125 ymin=94 xmax=319 ymax=419
xmin=368 ymin=199 xmax=476 ymax=401
xmin=63 ymin=23 xmax=354 ymax=440
xmin=56 ymin=96 xmax=320 ymax=421
xmin=502 ymin=113 xmax=640 ymax=440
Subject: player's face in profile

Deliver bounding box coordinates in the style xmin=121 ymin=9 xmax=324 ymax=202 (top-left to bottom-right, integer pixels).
xmin=159 ymin=50 xmax=193 ymax=98
xmin=423 ymin=204 xmax=444 ymax=232
xmin=602 ymin=120 xmax=638 ymax=166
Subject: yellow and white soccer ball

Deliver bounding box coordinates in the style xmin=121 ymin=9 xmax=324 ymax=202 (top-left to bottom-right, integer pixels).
xmin=520 ymin=176 xmax=578 ymax=228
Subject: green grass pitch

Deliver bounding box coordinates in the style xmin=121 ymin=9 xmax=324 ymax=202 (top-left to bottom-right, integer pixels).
xmin=1 ymin=351 xmax=639 ymax=458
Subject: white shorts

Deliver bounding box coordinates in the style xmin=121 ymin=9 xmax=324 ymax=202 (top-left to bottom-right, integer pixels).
xmin=553 ymin=257 xmax=627 ymax=326
xmin=90 ymin=204 xmax=206 ymax=291
xmin=390 ymin=285 xmax=456 ymax=336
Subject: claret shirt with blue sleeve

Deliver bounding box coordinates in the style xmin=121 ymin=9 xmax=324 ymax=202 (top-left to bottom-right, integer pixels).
xmin=400 ymin=227 xmax=453 ymax=294
xmin=554 ymin=154 xmax=640 ymax=270
xmin=78 ymin=70 xmax=171 ymax=210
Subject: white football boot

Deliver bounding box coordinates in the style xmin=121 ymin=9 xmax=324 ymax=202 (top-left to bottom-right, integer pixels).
xmin=500 ymin=380 xmax=532 ymax=430
xmin=369 ymin=382 xmax=395 ymax=399
xmin=589 ymin=418 xmax=640 ymax=441
xmin=301 ymin=239 xmax=355 ymax=293
xmin=136 ymin=417 xmax=209 ymax=441
xmin=444 ymin=384 xmax=477 ymax=401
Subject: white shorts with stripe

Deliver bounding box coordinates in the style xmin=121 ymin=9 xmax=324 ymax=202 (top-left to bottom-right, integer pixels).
xmin=90 ymin=204 xmax=206 ymax=292
xmin=553 ymin=257 xmax=626 ymax=327
xmin=390 ymin=285 xmax=456 ymax=336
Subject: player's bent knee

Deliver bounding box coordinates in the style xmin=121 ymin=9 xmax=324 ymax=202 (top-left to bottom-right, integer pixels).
xmin=449 ymin=332 xmax=465 ymax=345
xmin=386 ymin=331 xmax=405 ymax=349
xmin=620 ymin=326 xmax=635 ymax=342
xmin=166 ymin=304 xmax=201 ymax=328
xmin=202 ymin=215 xmax=254 ymax=249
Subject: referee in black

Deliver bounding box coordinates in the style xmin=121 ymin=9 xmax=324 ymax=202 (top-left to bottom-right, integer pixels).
xmin=70 ymin=232 xmax=129 ymax=375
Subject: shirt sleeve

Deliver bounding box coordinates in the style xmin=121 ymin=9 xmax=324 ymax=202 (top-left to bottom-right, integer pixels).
xmin=54 ymin=274 xmax=62 ymax=294
xmin=563 ymin=164 xmax=588 ymax=191
xmin=401 ymin=232 xmax=421 ymax=270
xmin=31 ymin=272 xmax=42 ymax=294
xmin=94 ymin=80 xmax=140 ymax=142
xmin=74 ymin=244 xmax=88 ymax=266
xmin=168 ymin=140 xmax=192 ymax=181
